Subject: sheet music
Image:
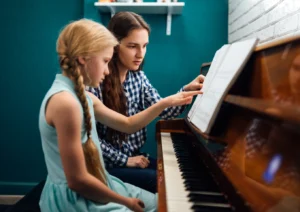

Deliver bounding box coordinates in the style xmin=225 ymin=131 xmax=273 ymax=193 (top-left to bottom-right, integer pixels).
xmin=188 ymin=45 xmax=230 ymax=121
xmin=190 ymin=38 xmax=258 ymax=134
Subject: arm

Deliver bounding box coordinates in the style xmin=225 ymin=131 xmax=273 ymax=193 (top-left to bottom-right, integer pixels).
xmin=88 ymin=90 xmax=200 ymax=135
xmin=87 ymin=86 xmax=150 ymax=168
xmin=142 ymin=73 xmax=205 ymax=119
xmin=141 ymin=73 xmax=187 ymax=119
xmin=45 ymin=92 xmax=133 ymax=207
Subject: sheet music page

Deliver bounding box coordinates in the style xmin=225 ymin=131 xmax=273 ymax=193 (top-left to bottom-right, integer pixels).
xmin=191 ymin=38 xmax=258 ymax=133
xmin=187 ymin=44 xmax=230 ymax=121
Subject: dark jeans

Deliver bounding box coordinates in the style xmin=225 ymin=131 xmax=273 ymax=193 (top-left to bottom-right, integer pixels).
xmin=107 ymin=157 xmax=157 ymax=193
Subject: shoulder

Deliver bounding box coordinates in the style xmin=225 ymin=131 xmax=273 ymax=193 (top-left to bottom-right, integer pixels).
xmin=86 ymin=91 xmax=97 ymax=103
xmin=130 ymin=71 xmax=150 ymax=84
xmin=48 ymin=91 xmax=81 ymax=118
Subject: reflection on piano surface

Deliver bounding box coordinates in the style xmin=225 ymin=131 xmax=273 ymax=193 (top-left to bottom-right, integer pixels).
xmin=156 ymin=36 xmax=300 ymax=212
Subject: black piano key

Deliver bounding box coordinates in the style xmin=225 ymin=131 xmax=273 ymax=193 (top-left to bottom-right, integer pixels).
xmin=185 ymin=184 xmax=220 ymax=192
xmin=188 ymin=193 xmax=227 ymax=204
xmin=192 ymin=203 xmax=232 ymax=211
xmin=184 ymin=182 xmax=218 ymax=188
xmin=193 ymin=207 xmax=233 ymax=212
xmin=170 ymin=133 xmax=233 ymax=211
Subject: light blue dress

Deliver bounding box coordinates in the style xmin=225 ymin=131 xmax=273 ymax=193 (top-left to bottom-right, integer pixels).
xmin=39 ymin=74 xmax=157 ymax=212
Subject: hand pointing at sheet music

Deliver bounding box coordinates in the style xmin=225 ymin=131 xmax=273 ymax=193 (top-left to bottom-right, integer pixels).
xmin=163 ymin=90 xmax=203 ymax=106
xmin=183 ymin=75 xmax=205 ymax=91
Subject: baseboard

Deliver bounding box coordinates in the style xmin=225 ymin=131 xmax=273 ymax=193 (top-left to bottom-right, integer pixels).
xmin=0 ymin=195 xmax=23 ymax=205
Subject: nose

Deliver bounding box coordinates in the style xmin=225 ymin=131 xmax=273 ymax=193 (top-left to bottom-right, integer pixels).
xmin=104 ymin=67 xmax=110 ymax=76
xmin=136 ymin=47 xmax=144 ymax=59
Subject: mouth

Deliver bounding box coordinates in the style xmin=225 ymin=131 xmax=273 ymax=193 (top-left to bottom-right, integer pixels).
xmin=133 ymin=61 xmax=142 ymax=66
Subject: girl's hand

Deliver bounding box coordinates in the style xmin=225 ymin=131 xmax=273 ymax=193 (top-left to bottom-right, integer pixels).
xmin=126 ymin=198 xmax=145 ymax=212
xmin=184 ymin=75 xmax=205 ymax=91
xmin=164 ymin=90 xmax=202 ymax=107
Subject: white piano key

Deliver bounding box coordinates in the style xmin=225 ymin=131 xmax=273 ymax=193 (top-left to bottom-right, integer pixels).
xmin=161 ymin=132 xmax=193 ymax=212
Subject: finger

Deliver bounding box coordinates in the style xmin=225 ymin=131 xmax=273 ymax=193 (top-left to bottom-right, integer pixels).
xmin=142 ymin=156 xmax=150 ymax=164
xmin=134 ymin=204 xmax=143 ymax=212
xmin=136 ymin=205 xmax=143 ymax=212
xmin=139 ymin=161 xmax=146 ymax=168
xmin=183 ymin=90 xmax=202 ymax=97
xmin=138 ymin=200 xmax=145 ymax=208
xmin=145 ymin=158 xmax=150 ymax=165
xmin=198 ymin=75 xmax=205 ymax=82
xmin=193 ymin=83 xmax=202 ymax=90
xmin=184 ymin=96 xmax=193 ymax=104
xmin=143 ymin=160 xmax=149 ymax=168
xmin=179 ymin=97 xmax=192 ymax=105
xmin=142 ymin=158 xmax=148 ymax=166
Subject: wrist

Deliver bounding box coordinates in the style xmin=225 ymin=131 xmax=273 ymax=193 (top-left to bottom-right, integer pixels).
xmin=160 ymin=97 xmax=170 ymax=108
xmin=126 ymin=157 xmax=132 ymax=167
xmin=118 ymin=196 xmax=131 ymax=208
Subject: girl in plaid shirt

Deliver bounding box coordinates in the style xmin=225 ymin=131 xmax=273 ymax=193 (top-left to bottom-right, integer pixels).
xmin=89 ymin=12 xmax=205 ymax=193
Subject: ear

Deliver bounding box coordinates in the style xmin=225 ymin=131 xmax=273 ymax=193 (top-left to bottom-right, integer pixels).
xmin=77 ymin=56 xmax=86 ymax=65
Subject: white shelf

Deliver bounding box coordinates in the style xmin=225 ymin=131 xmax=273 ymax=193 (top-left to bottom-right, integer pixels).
xmin=94 ymin=2 xmax=185 ymax=36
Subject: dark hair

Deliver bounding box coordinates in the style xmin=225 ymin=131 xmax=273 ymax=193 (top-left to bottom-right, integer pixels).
xmin=102 ymin=12 xmax=150 ymax=145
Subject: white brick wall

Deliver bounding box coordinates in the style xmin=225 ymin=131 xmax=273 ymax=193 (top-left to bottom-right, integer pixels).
xmin=228 ymin=0 xmax=300 ymax=44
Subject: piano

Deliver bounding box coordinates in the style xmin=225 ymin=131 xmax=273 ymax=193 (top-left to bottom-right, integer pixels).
xmin=156 ymin=36 xmax=300 ymax=212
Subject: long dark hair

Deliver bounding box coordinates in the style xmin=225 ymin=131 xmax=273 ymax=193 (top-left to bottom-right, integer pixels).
xmin=102 ymin=12 xmax=150 ymax=145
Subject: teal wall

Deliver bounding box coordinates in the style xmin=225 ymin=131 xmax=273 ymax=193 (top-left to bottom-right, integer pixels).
xmin=85 ymin=0 xmax=228 ymax=157
xmin=0 ymin=0 xmax=227 ymax=195
xmin=0 ymin=0 xmax=83 ymax=195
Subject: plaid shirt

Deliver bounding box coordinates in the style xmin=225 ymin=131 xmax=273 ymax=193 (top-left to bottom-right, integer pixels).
xmin=88 ymin=71 xmax=186 ymax=168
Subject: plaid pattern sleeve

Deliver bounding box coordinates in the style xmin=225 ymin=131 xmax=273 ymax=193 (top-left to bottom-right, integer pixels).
xmin=86 ymin=85 xmax=129 ymax=167
xmin=99 ymin=138 xmax=129 ymax=167
xmin=141 ymin=72 xmax=187 ymax=119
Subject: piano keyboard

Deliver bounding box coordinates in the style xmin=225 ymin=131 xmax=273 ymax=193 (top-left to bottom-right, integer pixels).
xmin=161 ymin=132 xmax=233 ymax=212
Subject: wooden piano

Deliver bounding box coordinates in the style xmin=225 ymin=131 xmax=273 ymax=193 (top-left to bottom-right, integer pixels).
xmin=156 ymin=36 xmax=300 ymax=212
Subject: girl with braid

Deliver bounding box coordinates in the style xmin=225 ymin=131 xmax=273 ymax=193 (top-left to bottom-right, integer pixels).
xmin=39 ymin=19 xmax=200 ymax=212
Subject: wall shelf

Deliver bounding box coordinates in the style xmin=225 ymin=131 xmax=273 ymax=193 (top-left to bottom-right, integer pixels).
xmin=94 ymin=2 xmax=185 ymax=36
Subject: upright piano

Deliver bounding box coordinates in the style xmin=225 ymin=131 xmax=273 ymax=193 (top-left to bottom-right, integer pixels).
xmin=156 ymin=36 xmax=300 ymax=212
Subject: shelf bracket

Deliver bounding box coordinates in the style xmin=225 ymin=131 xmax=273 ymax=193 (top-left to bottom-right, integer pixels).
xmin=108 ymin=6 xmax=116 ymax=17
xmin=166 ymin=6 xmax=172 ymax=36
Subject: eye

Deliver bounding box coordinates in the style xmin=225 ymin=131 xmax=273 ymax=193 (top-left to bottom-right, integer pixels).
xmin=128 ymin=45 xmax=135 ymax=49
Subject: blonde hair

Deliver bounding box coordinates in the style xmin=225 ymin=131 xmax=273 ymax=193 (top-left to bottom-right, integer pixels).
xmin=56 ymin=19 xmax=118 ymax=185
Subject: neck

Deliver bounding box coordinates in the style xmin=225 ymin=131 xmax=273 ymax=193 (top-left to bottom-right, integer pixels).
xmin=62 ymin=71 xmax=68 ymax=77
xmin=117 ymin=62 xmax=129 ymax=84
